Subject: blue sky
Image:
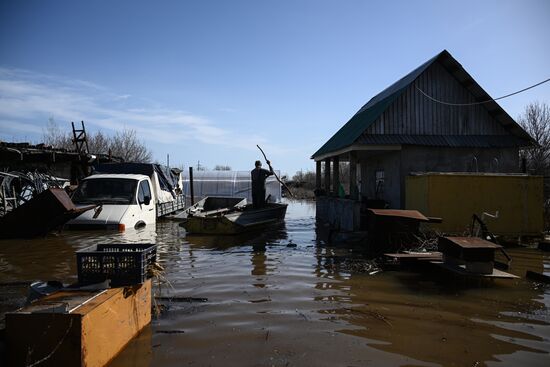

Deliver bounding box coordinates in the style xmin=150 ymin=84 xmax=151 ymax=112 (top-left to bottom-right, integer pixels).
xmin=1 ymin=0 xmax=549 ymax=176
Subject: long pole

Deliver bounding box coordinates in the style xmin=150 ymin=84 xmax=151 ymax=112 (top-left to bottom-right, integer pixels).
xmin=256 ymin=145 xmax=294 ymax=198
xmin=189 ymin=166 xmax=195 ymax=205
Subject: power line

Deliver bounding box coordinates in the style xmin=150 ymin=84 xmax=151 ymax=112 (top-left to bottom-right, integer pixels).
xmin=416 ymin=77 xmax=550 ymax=107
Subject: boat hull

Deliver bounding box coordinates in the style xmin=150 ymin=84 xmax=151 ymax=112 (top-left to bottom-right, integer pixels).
xmin=183 ymin=202 xmax=287 ymax=235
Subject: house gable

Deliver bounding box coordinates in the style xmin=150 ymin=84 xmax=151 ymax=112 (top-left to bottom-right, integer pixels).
xmin=363 ymin=60 xmax=511 ymax=136
xmin=311 ymin=50 xmax=533 ymax=160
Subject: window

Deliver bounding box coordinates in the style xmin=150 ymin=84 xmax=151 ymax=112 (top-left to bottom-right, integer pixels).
xmin=375 ymin=170 xmax=385 ymax=198
xmin=72 ymin=178 xmax=138 ymax=205
xmin=138 ymin=180 xmax=152 ymax=204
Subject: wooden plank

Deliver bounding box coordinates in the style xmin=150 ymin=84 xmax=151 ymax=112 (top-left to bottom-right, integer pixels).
xmin=441 ymin=62 xmax=449 ymax=135
xmin=407 ymin=83 xmax=413 ymax=134
xmin=384 ymin=252 xmax=442 ymax=259
xmin=430 ymin=65 xmax=438 ymax=135
xmin=432 ymin=261 xmax=519 ymax=279
xmin=6 ymin=280 xmax=151 ymax=367
xmin=416 ymin=78 xmax=422 ymax=135
xmin=440 ymin=236 xmax=502 ymax=249
xmin=368 ymin=208 xmax=430 ymax=221
xmin=81 ymin=281 xmax=151 ymax=367
xmin=424 ymin=67 xmax=430 ymax=134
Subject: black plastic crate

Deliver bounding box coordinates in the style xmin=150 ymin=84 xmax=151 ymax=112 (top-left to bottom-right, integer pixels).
xmin=76 ymin=243 xmax=157 ymax=286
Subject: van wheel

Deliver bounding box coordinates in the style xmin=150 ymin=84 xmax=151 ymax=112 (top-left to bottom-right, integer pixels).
xmin=134 ymin=221 xmax=146 ymax=229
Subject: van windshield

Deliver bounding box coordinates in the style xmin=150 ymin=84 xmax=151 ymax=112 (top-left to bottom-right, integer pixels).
xmin=72 ymin=178 xmax=138 ymax=205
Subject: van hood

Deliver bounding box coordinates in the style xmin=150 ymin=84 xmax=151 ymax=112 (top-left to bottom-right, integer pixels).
xmin=68 ymin=204 xmax=129 ymax=225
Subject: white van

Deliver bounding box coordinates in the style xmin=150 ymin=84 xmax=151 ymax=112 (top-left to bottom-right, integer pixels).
xmin=66 ymin=174 xmax=156 ymax=231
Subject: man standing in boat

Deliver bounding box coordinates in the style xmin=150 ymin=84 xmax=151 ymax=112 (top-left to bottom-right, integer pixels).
xmin=251 ymin=160 xmax=274 ymax=208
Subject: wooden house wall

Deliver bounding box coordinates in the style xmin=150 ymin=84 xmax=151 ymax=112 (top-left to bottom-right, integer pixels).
xmin=365 ymin=61 xmax=510 ymax=136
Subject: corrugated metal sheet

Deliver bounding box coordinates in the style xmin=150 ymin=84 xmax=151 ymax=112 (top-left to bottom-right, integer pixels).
xmin=355 ymin=134 xmax=526 ymax=148
xmin=406 ymin=174 xmax=544 ymax=236
xmin=311 ymin=50 xmax=533 ymax=159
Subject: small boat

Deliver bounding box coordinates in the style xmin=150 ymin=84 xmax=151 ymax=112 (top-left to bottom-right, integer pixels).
xmin=180 ymin=196 xmax=287 ymax=235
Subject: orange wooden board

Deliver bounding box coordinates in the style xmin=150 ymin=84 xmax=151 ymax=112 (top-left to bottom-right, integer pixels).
xmin=6 ymin=280 xmax=151 ymax=367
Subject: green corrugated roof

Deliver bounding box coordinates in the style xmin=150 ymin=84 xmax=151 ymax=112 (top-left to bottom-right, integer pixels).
xmin=311 ymin=50 xmax=533 ymax=159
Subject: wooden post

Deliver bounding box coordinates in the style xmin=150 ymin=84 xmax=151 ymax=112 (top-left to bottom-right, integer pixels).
xmin=333 ymin=156 xmax=340 ymax=197
xmin=316 ymin=160 xmax=322 ymax=192
xmin=324 ymin=158 xmax=331 ymax=195
xmin=189 ymin=166 xmax=195 ymax=205
xmin=349 ymin=152 xmax=358 ymax=200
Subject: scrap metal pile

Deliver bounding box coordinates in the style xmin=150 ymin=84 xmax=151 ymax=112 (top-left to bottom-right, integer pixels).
xmin=0 ymin=170 xmax=69 ymax=217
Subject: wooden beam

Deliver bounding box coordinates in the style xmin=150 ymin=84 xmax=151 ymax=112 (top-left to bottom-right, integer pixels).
xmin=333 ymin=156 xmax=340 ymax=197
xmin=349 ymin=152 xmax=358 ymax=200
xmin=324 ymin=158 xmax=331 ymax=194
xmin=313 ymin=144 xmax=401 ymax=162
xmin=316 ymin=160 xmax=322 ymax=191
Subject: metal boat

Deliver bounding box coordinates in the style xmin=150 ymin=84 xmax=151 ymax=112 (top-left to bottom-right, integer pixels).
xmin=180 ymin=197 xmax=287 ymax=235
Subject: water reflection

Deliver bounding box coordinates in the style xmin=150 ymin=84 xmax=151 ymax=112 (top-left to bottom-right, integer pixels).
xmin=0 ymin=200 xmax=549 ymax=367
xmin=312 ymin=248 xmax=550 ymax=366
xmin=185 ymin=222 xmax=288 ymax=251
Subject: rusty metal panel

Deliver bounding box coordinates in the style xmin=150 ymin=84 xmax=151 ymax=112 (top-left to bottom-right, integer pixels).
xmin=440 ymin=236 xmax=502 ymax=249
xmin=48 ymin=187 xmax=77 ymax=210
xmin=368 ymin=208 xmax=429 ymax=222
xmin=0 ymin=188 xmax=95 ymax=238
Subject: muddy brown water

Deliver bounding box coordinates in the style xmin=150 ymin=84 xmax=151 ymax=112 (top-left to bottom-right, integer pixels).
xmin=1 ymin=200 xmax=549 ymax=366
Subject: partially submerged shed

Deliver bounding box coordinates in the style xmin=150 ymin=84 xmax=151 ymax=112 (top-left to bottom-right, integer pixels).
xmin=312 ymin=50 xmax=535 ymax=233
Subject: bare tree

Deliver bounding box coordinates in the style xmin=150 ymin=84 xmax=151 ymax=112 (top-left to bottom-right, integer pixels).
xmin=292 ymin=170 xmax=316 ymax=189
xmin=42 ymin=120 xmax=153 ymax=163
xmin=109 ymin=129 xmax=152 ymax=163
xmin=519 ymin=102 xmax=550 ymax=231
xmin=518 ymin=101 xmax=550 ymax=175
xmin=214 ymin=165 xmax=231 ymax=171
xmin=88 ymin=130 xmax=110 ymax=156
xmin=43 ymin=118 xmax=72 ymax=149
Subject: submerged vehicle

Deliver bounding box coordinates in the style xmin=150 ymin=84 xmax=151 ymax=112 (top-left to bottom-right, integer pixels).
xmin=66 ymin=174 xmax=156 ymax=230
xmin=181 ymin=196 xmax=287 ymax=235
xmin=66 ymin=163 xmax=185 ymax=231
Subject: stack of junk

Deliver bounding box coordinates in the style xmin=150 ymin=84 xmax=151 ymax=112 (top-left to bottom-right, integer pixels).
xmin=381 ymin=210 xmax=521 ymax=281
xmin=4 ymin=243 xmax=157 ymax=367
xmin=0 ymin=162 xmax=186 ymax=237
xmin=0 ymin=187 xmax=95 ymax=239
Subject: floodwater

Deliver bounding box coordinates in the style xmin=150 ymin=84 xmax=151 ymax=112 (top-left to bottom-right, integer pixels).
xmin=1 ymin=200 xmax=549 ymax=366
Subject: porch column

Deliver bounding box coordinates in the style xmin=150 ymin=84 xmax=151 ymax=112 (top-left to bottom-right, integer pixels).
xmin=333 ymin=156 xmax=340 ymax=197
xmin=315 ymin=160 xmax=322 ymax=192
xmin=324 ymin=158 xmax=331 ymax=194
xmin=349 ymin=152 xmax=358 ymax=200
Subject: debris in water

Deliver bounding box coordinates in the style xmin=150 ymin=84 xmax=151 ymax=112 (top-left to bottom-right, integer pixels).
xmin=526 ymin=270 xmax=550 ymax=283
xmin=155 ymin=296 xmax=208 ymax=303
xmin=156 ymin=330 xmax=186 ymax=334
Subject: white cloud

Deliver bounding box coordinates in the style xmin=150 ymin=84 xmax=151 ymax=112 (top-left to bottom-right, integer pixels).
xmin=0 ymin=67 xmax=266 ymax=150
xmin=0 ymin=120 xmax=43 ymax=134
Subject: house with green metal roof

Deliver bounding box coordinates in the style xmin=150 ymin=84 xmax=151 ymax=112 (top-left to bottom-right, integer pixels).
xmin=312 ymin=50 xmax=534 ymax=232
